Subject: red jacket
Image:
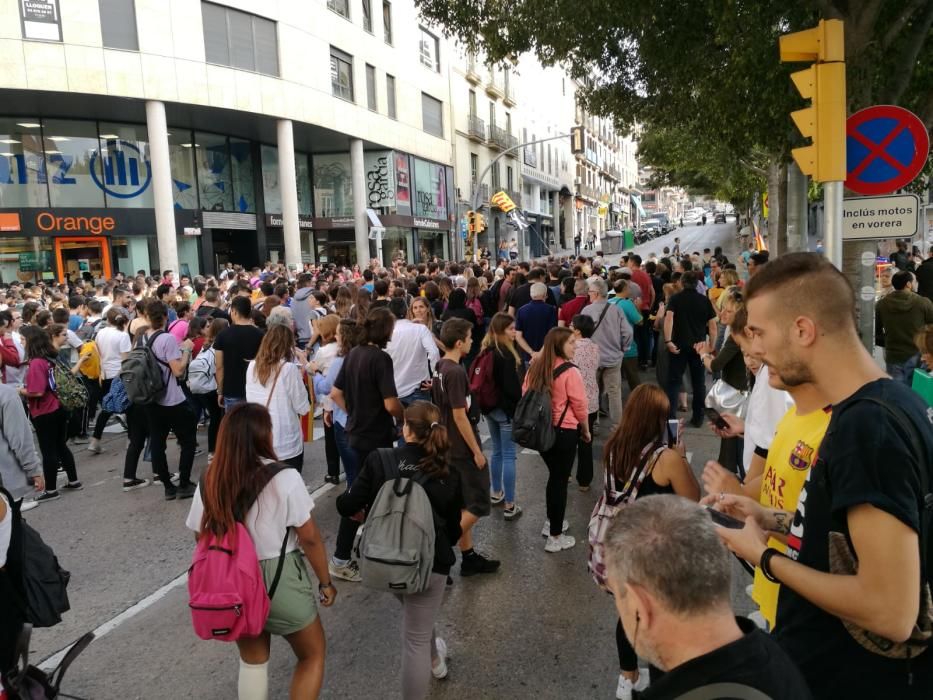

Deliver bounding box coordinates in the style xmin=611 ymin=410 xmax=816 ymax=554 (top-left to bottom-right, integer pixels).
xmin=0 ymin=336 xmax=22 ymax=383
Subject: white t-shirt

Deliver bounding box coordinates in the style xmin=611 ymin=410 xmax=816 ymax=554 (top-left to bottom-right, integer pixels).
xmin=0 ymin=492 xmax=12 ymax=568
xmin=386 ymin=319 xmax=440 ymax=398
xmin=95 ymin=326 xmax=132 ymax=380
xmin=245 ymin=360 xmax=310 ymax=461
xmin=743 ymin=364 xmax=795 ymax=472
xmin=185 ymin=468 xmax=314 ymax=560
xmin=311 ymin=342 xmax=340 ymax=409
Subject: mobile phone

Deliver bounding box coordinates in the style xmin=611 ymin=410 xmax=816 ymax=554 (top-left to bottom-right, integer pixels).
xmin=667 ymin=419 xmax=680 ymax=446
xmin=706 ymin=506 xmax=745 ymax=529
xmin=704 ymin=407 xmax=729 ymax=430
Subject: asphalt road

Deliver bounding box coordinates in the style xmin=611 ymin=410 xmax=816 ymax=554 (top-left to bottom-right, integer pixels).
xmin=25 ymin=223 xmax=749 ymax=699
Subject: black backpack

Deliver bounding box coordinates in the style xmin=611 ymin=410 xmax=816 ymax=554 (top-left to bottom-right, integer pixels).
xmin=0 ymin=488 xmax=71 ymax=628
xmin=480 ymin=279 xmax=503 ymax=318
xmin=512 ymin=362 xmax=575 ymax=452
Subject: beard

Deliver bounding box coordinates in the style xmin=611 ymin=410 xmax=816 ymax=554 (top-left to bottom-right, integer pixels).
xmin=770 ymin=355 xmax=814 ymax=387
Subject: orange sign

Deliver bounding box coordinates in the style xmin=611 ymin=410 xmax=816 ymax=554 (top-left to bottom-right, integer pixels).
xmin=0 ymin=212 xmax=21 ymax=232
xmin=35 ymin=211 xmax=115 ymax=235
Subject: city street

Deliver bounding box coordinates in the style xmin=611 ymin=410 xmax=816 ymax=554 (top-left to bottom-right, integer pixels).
xmin=24 ymin=225 xmax=750 ymax=699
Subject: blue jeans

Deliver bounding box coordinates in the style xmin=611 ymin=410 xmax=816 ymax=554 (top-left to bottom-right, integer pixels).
xmin=332 ymin=421 xmax=360 ymax=487
xmin=223 ymin=396 xmax=244 ymax=412
xmin=486 ymin=409 xmax=516 ymax=503
xmin=887 ymin=358 xmax=918 ymax=386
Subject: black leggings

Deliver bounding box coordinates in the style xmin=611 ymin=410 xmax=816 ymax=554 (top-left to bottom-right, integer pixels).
xmin=194 ymin=391 xmax=223 ymax=453
xmin=123 ymin=404 xmax=148 ymax=481
xmin=324 ymin=422 xmax=340 ymax=478
xmin=32 ymin=408 xmax=77 ymax=491
xmin=92 ymin=378 xmax=114 ymax=440
xmin=616 ymin=618 xmax=663 ymax=681
xmin=146 ymin=401 xmax=198 ymax=489
xmin=541 ymin=427 xmax=579 ymax=536
xmin=574 ymin=412 xmax=598 ymax=487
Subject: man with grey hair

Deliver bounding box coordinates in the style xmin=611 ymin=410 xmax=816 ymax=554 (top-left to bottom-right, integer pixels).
xmin=605 ymin=496 xmax=811 ymax=699
xmin=515 ymin=282 xmax=557 ymax=359
xmin=582 ymin=277 xmax=633 ymax=425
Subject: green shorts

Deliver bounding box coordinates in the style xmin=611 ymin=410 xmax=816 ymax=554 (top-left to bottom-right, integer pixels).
xmin=259 ymin=550 xmax=318 ymax=636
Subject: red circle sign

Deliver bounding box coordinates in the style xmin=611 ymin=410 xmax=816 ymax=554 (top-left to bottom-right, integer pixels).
xmin=845 ymin=105 xmax=929 ymax=195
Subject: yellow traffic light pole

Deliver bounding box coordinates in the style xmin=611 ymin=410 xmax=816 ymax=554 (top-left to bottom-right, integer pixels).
xmin=779 ymin=19 xmax=847 ymax=268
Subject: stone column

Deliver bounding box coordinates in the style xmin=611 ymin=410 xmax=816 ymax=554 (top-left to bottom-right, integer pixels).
xmin=276 ymin=120 xmax=302 ymax=271
xmin=145 ymin=100 xmax=178 ymax=275
xmin=350 ymin=138 xmax=369 ymax=266
xmin=552 ymin=190 xmax=561 ymax=248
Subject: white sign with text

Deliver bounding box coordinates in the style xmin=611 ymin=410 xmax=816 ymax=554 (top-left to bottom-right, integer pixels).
xmin=842 ymin=193 xmax=921 ymax=241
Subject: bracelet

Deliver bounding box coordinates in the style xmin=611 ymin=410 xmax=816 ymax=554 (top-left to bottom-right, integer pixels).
xmin=319 ymin=581 xmax=334 ymax=589
xmin=759 ymin=547 xmax=788 ymax=583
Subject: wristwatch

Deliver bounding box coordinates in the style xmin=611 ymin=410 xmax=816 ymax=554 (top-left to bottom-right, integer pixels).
xmin=759 ymin=547 xmax=788 ymax=583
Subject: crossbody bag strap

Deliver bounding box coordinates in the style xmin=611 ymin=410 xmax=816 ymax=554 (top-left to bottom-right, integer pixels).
xmin=592 ymin=303 xmax=611 ymax=333
xmin=553 ymin=362 xmax=575 ymax=428
xmin=264 ymin=363 xmax=284 ymax=408
xmin=267 ymin=528 xmax=290 ymax=600
xmin=620 ymin=443 xmax=666 ymax=502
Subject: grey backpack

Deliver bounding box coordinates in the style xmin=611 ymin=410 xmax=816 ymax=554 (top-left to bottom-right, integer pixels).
xmin=120 ymin=330 xmax=168 ymax=405
xmin=358 ymin=449 xmax=436 ymax=594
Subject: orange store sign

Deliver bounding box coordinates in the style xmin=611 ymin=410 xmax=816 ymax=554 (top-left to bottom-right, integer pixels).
xmin=35 ymin=211 xmax=115 ymax=235
xmin=0 ymin=212 xmax=21 ymax=232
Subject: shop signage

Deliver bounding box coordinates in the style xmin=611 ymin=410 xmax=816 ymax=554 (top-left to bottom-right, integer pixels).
xmin=0 ymin=208 xmax=195 ymax=237
xmin=312 ymin=217 xmax=355 ymax=230
xmin=365 ymin=152 xmax=395 ymax=210
xmin=413 ymin=217 xmax=441 ymax=230
xmin=183 ymin=227 xmax=202 ymax=236
xmin=18 ymin=250 xmax=52 ymax=272
xmin=265 ymin=214 xmax=315 ymax=230
xmin=0 ymin=213 xmax=21 ymax=232
xmin=19 ymin=0 xmax=61 ymax=42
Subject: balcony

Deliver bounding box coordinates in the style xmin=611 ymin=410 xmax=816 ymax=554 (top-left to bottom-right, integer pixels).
xmin=523 ymin=146 xmax=538 ymax=168
xmin=503 ymin=80 xmax=517 ymax=106
xmin=466 ymin=58 xmax=481 ymax=84
xmin=489 ymin=125 xmax=508 ymax=150
xmin=485 ymin=73 xmax=504 ymax=98
xmin=467 ymin=114 xmax=486 ymax=142
xmin=504 ymin=133 xmax=519 ymax=157
xmin=608 ymin=165 xmax=621 ymax=181
xmin=479 ymin=183 xmax=490 ymax=202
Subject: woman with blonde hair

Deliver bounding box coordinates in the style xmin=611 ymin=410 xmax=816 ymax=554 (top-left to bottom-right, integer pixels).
xmin=245 ymin=325 xmax=310 ymax=471
xmin=307 ymin=314 xmax=342 ymax=484
xmin=480 ymin=312 xmax=524 ymax=519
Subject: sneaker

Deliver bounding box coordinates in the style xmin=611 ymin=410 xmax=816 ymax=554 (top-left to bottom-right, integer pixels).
xmin=71 ymin=435 xmax=89 ymax=445
xmin=541 ymin=520 xmax=570 ymax=537
xmin=616 ymin=675 xmax=634 ymax=700
xmin=122 ymin=478 xmax=151 ymax=492
xmin=35 ymin=491 xmax=61 ymax=503
xmin=164 ymin=486 xmax=177 ymax=501
xmin=324 ymin=475 xmax=340 ymax=485
xmin=176 ymin=483 xmax=197 ymax=500
xmin=544 ymin=534 xmax=576 ymax=553
xmin=87 ymin=438 xmax=102 ymax=454
xmin=460 ymin=550 xmax=500 ymax=576
xmin=19 ymin=499 xmax=39 ymax=512
xmin=489 ymin=490 xmax=505 ymax=505
xmin=578 ymin=485 xmax=591 ymax=492
xmin=432 ymin=637 xmax=449 ymax=680
xmin=329 ymin=559 xmax=362 ymax=582
xmin=62 ymin=481 xmax=83 ymax=491
xmin=194 ymin=447 xmax=205 ymax=457
xmin=503 ymin=504 xmax=523 ymax=521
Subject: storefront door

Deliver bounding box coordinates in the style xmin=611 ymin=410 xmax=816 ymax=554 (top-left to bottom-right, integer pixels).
xmin=212 ymin=230 xmax=259 ymax=271
xmin=54 ymin=237 xmax=112 ymax=282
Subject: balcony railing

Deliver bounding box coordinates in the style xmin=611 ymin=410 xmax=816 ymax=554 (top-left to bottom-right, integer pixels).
xmin=485 ymin=73 xmax=504 ymax=98
xmin=489 ymin=125 xmax=508 ymax=150
xmin=467 ymin=114 xmax=486 ymax=142
xmin=504 ymin=133 xmax=519 ymax=157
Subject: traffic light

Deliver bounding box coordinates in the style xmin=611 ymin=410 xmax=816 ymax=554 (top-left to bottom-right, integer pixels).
xmin=570 ymin=126 xmax=585 ymax=155
xmin=475 ymin=212 xmax=486 ymax=231
xmin=779 ymin=19 xmax=846 ymax=182
xmin=466 ymin=210 xmax=476 ymax=234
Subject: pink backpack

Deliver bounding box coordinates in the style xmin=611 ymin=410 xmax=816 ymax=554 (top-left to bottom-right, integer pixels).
xmin=188 ymin=510 xmax=289 ymax=642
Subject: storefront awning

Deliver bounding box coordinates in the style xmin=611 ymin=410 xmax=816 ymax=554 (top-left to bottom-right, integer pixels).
xmin=631 ymin=194 xmax=647 ymax=218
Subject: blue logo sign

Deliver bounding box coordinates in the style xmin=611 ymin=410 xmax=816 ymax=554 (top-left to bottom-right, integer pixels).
xmin=90 ymin=140 xmax=151 ymax=199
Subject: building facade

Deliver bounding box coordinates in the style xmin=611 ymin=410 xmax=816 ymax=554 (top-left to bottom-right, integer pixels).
xmin=0 ymin=0 xmax=456 ymax=283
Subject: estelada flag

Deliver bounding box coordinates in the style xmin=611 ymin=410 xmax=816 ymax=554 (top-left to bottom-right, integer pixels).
xmin=300 ymin=369 xmax=314 ymax=443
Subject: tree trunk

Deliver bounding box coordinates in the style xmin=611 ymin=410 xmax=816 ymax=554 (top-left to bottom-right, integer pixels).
xmin=776 ymin=162 xmax=789 ymax=255
xmin=766 ymin=161 xmax=782 ymax=253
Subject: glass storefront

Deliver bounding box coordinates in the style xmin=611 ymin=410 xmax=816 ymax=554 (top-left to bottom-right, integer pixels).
xmin=229 ymin=137 xmax=255 ymax=213
xmin=0 ymin=118 xmax=49 ymax=207
xmin=97 ymin=122 xmax=154 ymax=208
xmin=313 ymin=153 xmax=353 ymax=217
xmin=195 ymin=132 xmax=234 ymax=212
xmin=112 ymin=236 xmax=157 ymax=277
xmin=261 ymin=146 xmax=312 ymax=216
xmin=168 ymin=131 xmax=198 ymax=209
xmin=416 ymin=228 xmax=449 ymax=262
xmin=412 ymin=157 xmax=448 ymax=220
xmin=0 ymin=236 xmax=54 ymax=284
xmin=382 ymin=226 xmax=412 ymax=266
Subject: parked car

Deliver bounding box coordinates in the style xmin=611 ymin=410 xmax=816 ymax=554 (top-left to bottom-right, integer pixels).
xmin=714 ymin=212 xmax=727 ymax=224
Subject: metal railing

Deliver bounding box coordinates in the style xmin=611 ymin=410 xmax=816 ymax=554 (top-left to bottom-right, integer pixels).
xmin=467 ymin=114 xmax=486 ymax=141
xmin=489 ymin=125 xmax=508 ymax=150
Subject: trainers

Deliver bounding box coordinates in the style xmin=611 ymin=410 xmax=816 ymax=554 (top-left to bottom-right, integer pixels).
xmin=152 ymin=472 xmax=178 ymax=485
xmin=432 ymin=637 xmax=449 ymax=680
xmin=87 ymin=438 xmax=103 ymax=454
xmin=460 ymin=550 xmax=500 ymax=576
xmin=71 ymin=435 xmax=89 ymax=445
xmin=544 ymin=534 xmax=576 ymax=553
xmin=194 ymin=447 xmax=205 ymax=457
xmin=617 ymin=671 xmax=649 ymax=699
xmin=541 ymin=519 xmax=570 ymax=537
xmin=503 ymin=504 xmax=523 ymax=521
xmin=176 ymin=483 xmax=196 ymax=500
xmin=62 ymin=481 xmax=83 ymax=491
xmin=329 ymin=559 xmax=362 ymax=582
xmin=20 ymin=499 xmax=39 ymax=512
xmin=122 ymin=478 xmax=151 ymax=492
xmin=35 ymin=491 xmax=60 ymax=503
xmin=164 ymin=486 xmax=177 ymax=501
xmin=489 ymin=490 xmax=505 ymax=505
xmin=324 ymin=475 xmax=340 ymax=485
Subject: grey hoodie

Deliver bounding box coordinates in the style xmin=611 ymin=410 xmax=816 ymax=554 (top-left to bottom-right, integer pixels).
xmin=291 ymin=287 xmax=315 ymax=342
xmin=0 ymin=382 xmax=41 ymax=499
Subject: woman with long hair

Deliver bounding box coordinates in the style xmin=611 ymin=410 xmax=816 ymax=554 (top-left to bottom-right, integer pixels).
xmin=87 ymin=308 xmax=131 ymax=455
xmin=602 ymin=384 xmax=699 ymax=699
xmin=409 ymin=296 xmax=444 ymax=351
xmin=480 ymin=312 xmax=524 ymax=519
xmin=185 ymin=403 xmax=335 ymax=700
xmin=245 ymin=325 xmax=310 ymax=471
xmin=192 ymin=317 xmax=229 ymax=460
xmin=336 ymin=401 xmax=461 ymax=697
xmin=21 ymin=324 xmax=85 ymax=502
xmin=522 ymin=327 xmax=591 ymax=552
xmin=334 ymin=286 xmax=353 ymax=319
xmin=306 ymin=315 xmax=341 ymax=484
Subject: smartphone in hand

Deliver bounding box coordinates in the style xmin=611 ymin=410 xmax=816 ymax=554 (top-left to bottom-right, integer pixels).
xmin=706 ymin=506 xmax=745 ymax=529
xmin=667 ymin=419 xmax=680 ymax=446
xmin=704 ymin=407 xmax=729 ymax=431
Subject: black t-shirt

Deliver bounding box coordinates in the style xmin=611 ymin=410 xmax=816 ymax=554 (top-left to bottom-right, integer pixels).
xmin=507 ymin=282 xmax=557 ymax=312
xmin=775 ymin=379 xmax=933 ymax=698
xmin=213 ymin=324 xmax=264 ymax=398
xmin=642 ymin=617 xmax=812 ymax=700
xmin=333 ymin=344 xmax=398 ymax=451
xmin=431 ymin=358 xmax=479 ymax=460
xmin=666 ymin=289 xmax=715 ymax=348
xmin=195 ymin=304 xmax=230 ymax=322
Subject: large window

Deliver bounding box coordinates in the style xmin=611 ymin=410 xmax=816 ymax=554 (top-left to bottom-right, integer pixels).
xmin=99 ymin=0 xmax=138 ymax=50
xmin=418 ymin=27 xmax=439 ymax=72
xmin=202 ymin=2 xmax=279 ymax=76
xmin=168 ymin=131 xmax=198 ymax=209
xmin=194 ymin=132 xmax=233 ymax=212
xmin=261 ymin=146 xmax=311 ymax=215
xmin=43 ymin=120 xmax=105 ymax=208
xmin=0 ymin=119 xmax=49 ymax=207
xmin=386 ymin=74 xmax=397 ymax=119
xmin=330 ymin=47 xmax=354 ymax=102
xmin=314 ymin=153 xmax=354 ymax=217
xmin=327 ymin=0 xmax=349 ymax=19
xmin=382 ymin=1 xmax=392 ymax=44
xmin=365 ymin=64 xmax=377 ymax=111
xmin=97 ymin=122 xmax=153 ymax=208
xmin=361 ymin=0 xmax=372 ymax=32
xmin=421 ymin=93 xmax=443 ymax=138
xmin=229 ymin=138 xmax=255 ymax=213
xmin=412 ymin=158 xmax=447 ymax=220
xmin=470 ymin=153 xmax=478 ymax=184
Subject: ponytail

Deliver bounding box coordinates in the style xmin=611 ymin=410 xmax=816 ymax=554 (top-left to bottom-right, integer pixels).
xmin=403 ymin=401 xmax=450 ymax=478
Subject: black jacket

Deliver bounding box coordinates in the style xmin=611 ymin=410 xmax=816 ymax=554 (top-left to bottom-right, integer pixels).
xmin=490 ymin=345 xmax=523 ymax=417
xmin=917 ymin=257 xmax=933 ymax=302
xmin=336 ymin=444 xmax=463 ymax=576
xmin=710 ymin=334 xmax=748 ymax=391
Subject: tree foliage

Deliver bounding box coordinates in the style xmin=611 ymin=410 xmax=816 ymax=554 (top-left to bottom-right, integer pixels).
xmin=416 ymin=0 xmax=932 ymax=197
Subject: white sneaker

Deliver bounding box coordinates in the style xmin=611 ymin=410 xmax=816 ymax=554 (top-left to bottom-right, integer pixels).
xmin=544 ymin=534 xmax=575 ymax=553
xmin=616 ymin=675 xmax=634 ymax=700
xmin=432 ymin=637 xmax=448 ymax=679
xmin=19 ymin=499 xmax=39 ymax=512
xmin=87 ymin=438 xmax=102 ymax=454
xmin=541 ymin=519 xmax=570 ymax=537
xmin=328 ymin=558 xmax=361 ymax=582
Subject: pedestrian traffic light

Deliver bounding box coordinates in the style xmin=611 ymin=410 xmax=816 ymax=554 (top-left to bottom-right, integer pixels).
xmin=570 ymin=126 xmax=585 ymax=155
xmin=779 ymin=19 xmax=846 ymax=182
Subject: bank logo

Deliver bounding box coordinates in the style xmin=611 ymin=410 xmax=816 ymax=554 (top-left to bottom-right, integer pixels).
xmin=89 ymin=141 xmax=151 ymax=199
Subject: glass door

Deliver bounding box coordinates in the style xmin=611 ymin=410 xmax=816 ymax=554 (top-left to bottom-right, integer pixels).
xmin=54 ymin=237 xmax=112 ymax=283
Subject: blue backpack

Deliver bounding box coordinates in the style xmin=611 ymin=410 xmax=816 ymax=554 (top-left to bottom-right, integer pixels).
xmin=102 ymin=377 xmax=131 ymax=414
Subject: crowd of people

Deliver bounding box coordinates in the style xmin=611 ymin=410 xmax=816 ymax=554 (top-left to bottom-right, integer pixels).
xmin=1 ymin=243 xmax=932 ymax=700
